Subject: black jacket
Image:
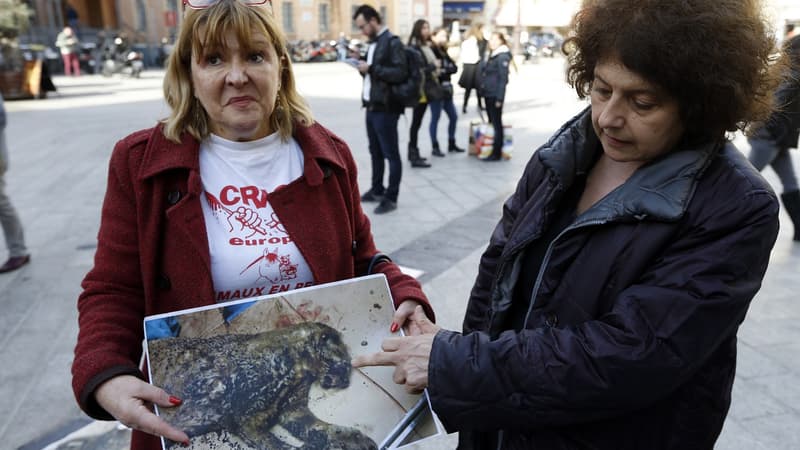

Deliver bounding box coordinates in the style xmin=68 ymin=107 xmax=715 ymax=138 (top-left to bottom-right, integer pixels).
xmin=763 ymin=36 xmax=800 ymax=149
xmin=479 ymin=47 xmax=511 ymax=102
xmin=364 ymin=29 xmax=407 ymax=113
xmin=428 ymin=108 xmax=780 ymax=449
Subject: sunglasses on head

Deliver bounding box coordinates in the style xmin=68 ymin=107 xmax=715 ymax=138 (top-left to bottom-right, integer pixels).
xmin=182 ymin=0 xmax=271 ymax=9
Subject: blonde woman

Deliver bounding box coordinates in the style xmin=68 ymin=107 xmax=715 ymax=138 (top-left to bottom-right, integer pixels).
xmin=71 ymin=2 xmax=433 ymax=448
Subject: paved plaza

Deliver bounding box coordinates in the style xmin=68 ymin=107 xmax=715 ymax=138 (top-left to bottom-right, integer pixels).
xmin=1 ymin=58 xmax=799 ymax=450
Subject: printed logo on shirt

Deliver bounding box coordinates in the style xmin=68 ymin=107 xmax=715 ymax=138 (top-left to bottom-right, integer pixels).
xmin=204 ymin=187 xmax=314 ymax=301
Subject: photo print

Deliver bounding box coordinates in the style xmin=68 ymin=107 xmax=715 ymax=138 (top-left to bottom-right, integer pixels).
xmin=143 ymin=274 xmax=442 ymax=450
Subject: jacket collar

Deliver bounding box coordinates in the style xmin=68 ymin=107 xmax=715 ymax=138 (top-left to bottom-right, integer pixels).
xmin=538 ymin=107 xmax=719 ymax=223
xmin=138 ymin=121 xmax=347 ymax=186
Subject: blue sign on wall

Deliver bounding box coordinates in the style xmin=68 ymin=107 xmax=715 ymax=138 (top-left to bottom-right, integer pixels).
xmin=443 ymin=1 xmax=485 ymax=13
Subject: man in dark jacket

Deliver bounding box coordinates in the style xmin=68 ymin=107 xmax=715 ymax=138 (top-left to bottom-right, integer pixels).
xmin=353 ymin=5 xmax=408 ymax=214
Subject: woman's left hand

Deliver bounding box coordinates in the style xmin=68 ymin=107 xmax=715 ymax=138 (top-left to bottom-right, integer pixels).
xmin=353 ymin=306 xmax=440 ymax=393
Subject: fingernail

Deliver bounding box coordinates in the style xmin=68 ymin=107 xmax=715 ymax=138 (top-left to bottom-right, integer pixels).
xmin=169 ymin=396 xmax=183 ymax=406
xmin=182 ymin=440 xmax=190 ymax=447
xmin=390 ymin=323 xmax=399 ymax=333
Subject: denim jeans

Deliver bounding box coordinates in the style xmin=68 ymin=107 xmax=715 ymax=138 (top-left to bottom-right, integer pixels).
xmin=366 ymin=110 xmax=402 ymax=202
xmin=748 ymin=137 xmax=799 ymax=193
xmin=0 ymin=128 xmax=28 ymax=258
xmin=428 ymin=97 xmax=458 ymax=146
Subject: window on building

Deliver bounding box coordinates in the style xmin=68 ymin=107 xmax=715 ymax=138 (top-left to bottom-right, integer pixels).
xmin=282 ymin=2 xmax=294 ymax=32
xmin=319 ymin=3 xmax=329 ymax=34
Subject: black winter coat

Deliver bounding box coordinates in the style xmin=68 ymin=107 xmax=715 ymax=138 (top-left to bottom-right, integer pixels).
xmin=364 ymin=29 xmax=407 ymax=113
xmin=479 ymin=48 xmax=511 ymax=101
xmin=428 ymin=108 xmax=780 ymax=449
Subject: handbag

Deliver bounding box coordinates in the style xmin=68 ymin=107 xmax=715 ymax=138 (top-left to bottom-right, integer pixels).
xmin=423 ymin=76 xmax=444 ymax=102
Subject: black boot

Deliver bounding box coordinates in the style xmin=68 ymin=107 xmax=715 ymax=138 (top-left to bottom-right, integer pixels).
xmin=432 ymin=142 xmax=445 ymax=157
xmin=780 ymin=190 xmax=800 ymax=241
xmin=448 ymin=139 xmax=465 ymax=153
xmin=408 ymin=144 xmax=431 ymax=168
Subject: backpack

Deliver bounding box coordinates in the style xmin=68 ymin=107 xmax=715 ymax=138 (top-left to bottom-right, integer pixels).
xmin=387 ymin=37 xmax=425 ymax=108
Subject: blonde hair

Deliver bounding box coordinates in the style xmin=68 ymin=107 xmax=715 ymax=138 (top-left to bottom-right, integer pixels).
xmin=161 ymin=0 xmax=313 ymax=143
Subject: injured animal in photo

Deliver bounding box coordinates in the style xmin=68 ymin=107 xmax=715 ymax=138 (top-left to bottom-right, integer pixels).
xmin=148 ymin=322 xmax=377 ymax=450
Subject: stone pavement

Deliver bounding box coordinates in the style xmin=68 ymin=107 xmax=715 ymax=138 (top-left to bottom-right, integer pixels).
xmin=1 ymin=58 xmax=798 ymax=450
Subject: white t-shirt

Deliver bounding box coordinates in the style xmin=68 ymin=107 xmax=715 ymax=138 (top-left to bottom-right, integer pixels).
xmin=199 ymin=132 xmax=314 ymax=304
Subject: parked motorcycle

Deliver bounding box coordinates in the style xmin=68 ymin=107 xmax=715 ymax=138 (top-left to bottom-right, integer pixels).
xmin=101 ymin=37 xmax=144 ymax=78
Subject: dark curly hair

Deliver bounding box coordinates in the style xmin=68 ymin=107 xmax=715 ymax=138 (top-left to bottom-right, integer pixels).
xmin=564 ymin=0 xmax=785 ymax=143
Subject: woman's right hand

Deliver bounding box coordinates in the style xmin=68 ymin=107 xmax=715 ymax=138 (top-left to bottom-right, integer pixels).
xmin=94 ymin=374 xmax=190 ymax=446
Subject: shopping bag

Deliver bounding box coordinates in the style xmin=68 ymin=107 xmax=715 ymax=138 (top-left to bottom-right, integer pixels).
xmin=468 ymin=120 xmax=484 ymax=156
xmin=476 ymin=125 xmax=513 ymax=160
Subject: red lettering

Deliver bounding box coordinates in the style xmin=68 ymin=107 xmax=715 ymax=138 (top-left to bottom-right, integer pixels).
xmin=230 ymin=237 xmax=244 ymax=246
xmin=230 ymin=289 xmax=242 ymax=300
xmin=253 ymin=287 xmax=265 ymax=296
xmin=220 ymin=186 xmax=240 ymax=205
xmin=217 ymin=291 xmax=232 ymax=301
xmin=268 ymin=237 xmax=280 ymax=244
xmin=241 ymin=186 xmax=268 ymax=208
xmin=295 ymin=282 xmax=314 ymax=289
xmin=277 ymin=284 xmax=290 ymax=292
xmin=282 ymin=236 xmax=292 ymax=245
xmin=269 ymin=285 xmax=280 ymax=294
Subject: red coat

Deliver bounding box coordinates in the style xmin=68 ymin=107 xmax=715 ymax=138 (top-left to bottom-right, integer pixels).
xmin=72 ymin=122 xmax=431 ymax=449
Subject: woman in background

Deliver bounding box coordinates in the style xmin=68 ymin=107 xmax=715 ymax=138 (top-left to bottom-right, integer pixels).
xmin=407 ymin=19 xmax=439 ymax=166
xmin=479 ymin=31 xmax=512 ymax=161
xmin=428 ymin=27 xmax=465 ymax=155
xmin=458 ymin=23 xmax=487 ymax=114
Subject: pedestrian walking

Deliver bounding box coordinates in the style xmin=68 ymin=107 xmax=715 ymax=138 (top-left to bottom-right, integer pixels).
xmin=407 ymin=19 xmax=440 ymax=165
xmin=458 ymin=23 xmax=486 ymax=114
xmin=55 ymin=26 xmax=81 ymax=76
xmin=0 ymin=93 xmax=30 ymax=273
xmin=479 ymin=31 xmax=512 ymax=161
xmin=747 ymin=34 xmax=800 ymax=241
xmin=354 ymin=0 xmax=784 ymax=448
xmin=352 ymin=4 xmax=412 ymax=213
xmin=429 ymin=27 xmax=465 ymax=155
xmin=70 ymin=2 xmax=433 ymax=448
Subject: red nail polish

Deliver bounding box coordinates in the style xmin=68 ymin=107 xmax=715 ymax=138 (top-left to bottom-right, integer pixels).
xmin=390 ymin=323 xmax=399 ymax=333
xmin=182 ymin=440 xmax=190 ymax=447
xmin=169 ymin=396 xmax=183 ymax=406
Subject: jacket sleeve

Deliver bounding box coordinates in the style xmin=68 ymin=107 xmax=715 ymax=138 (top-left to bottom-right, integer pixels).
xmin=431 ymin=187 xmax=779 ymax=431
xmin=331 ymin=132 xmax=435 ymax=321
xmin=371 ymin=36 xmax=408 ymax=84
xmin=496 ymin=54 xmax=511 ymax=102
xmin=71 ymin=136 xmax=149 ymax=420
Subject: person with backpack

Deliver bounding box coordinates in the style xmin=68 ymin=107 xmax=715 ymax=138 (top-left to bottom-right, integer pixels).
xmin=479 ymin=31 xmax=513 ymax=161
xmin=405 ymin=20 xmax=440 ymax=166
xmin=352 ymin=5 xmax=411 ymax=214
xmin=429 ymin=27 xmax=466 ymax=155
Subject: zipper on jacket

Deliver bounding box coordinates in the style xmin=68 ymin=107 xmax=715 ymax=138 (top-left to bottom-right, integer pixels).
xmin=522 ymin=218 xmax=607 ymax=328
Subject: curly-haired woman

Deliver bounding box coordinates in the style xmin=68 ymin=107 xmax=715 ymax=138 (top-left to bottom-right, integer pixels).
xmin=355 ymin=0 xmax=785 ymax=448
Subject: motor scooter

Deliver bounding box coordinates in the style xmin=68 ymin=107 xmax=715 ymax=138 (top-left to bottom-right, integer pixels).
xmin=101 ymin=37 xmax=144 ymax=78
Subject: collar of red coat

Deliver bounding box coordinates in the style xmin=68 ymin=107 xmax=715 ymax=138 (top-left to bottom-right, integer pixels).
xmin=137 ymin=121 xmax=347 ymax=187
